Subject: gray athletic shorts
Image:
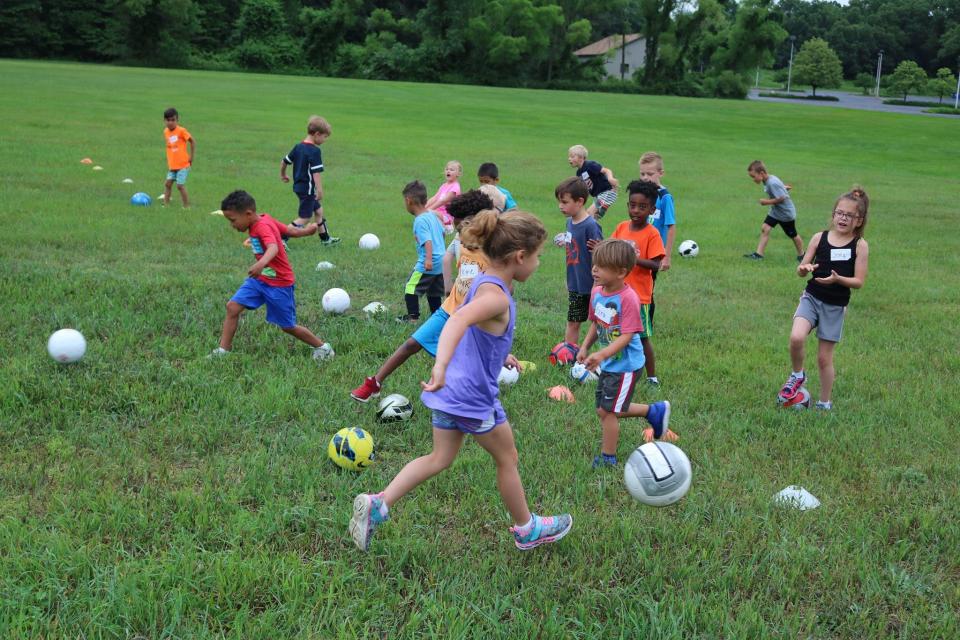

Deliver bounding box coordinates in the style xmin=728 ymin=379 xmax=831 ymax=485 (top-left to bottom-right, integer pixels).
xmin=794 ymin=292 xmax=846 ymax=343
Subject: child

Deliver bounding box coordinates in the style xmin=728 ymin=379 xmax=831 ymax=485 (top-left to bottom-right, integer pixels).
xmin=612 ymin=180 xmax=665 ymax=386
xmin=350 ymin=189 xmax=505 ymax=402
xmin=477 ymin=162 xmax=518 ymax=211
xmin=349 ymin=210 xmax=573 ymax=552
xmin=555 ymin=177 xmax=603 ymax=355
xmin=162 ymin=107 xmax=195 ymax=208
xmin=744 ymin=160 xmax=803 ymax=261
xmin=639 ymin=152 xmax=676 ymax=327
xmin=425 ymin=160 xmax=462 ymax=233
xmin=280 ymin=115 xmax=340 ymax=245
xmin=442 ymin=185 xmax=505 ymax=294
xmin=576 ymin=239 xmax=676 ymax=468
xmin=210 ymin=190 xmax=334 ymax=360
xmin=778 ymin=187 xmax=870 ymax=410
xmin=568 ymin=144 xmax=619 ymax=219
xmin=399 ymin=180 xmax=446 ymax=323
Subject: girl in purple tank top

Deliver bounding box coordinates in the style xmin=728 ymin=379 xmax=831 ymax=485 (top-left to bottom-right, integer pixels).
xmin=350 ymin=210 xmax=573 ymax=552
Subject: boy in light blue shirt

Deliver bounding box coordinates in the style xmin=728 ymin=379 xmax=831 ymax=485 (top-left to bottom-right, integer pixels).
xmin=639 ymin=151 xmax=676 ymax=328
xmin=400 ymin=180 xmax=446 ymax=323
xmin=477 ymin=162 xmax=518 ymax=211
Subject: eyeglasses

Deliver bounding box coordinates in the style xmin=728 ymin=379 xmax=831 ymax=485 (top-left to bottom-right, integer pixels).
xmin=833 ymin=210 xmax=861 ymax=220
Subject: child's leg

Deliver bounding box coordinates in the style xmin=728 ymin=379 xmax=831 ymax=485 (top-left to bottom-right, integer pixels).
xmin=177 ymin=184 xmax=190 ymax=207
xmin=163 ymin=178 xmax=174 ymax=205
xmin=816 ymin=339 xmax=837 ymax=403
xmin=219 ymin=301 xmax=245 ymax=350
xmin=789 ymin=316 xmax=814 ymax=371
xmin=382 ymin=427 xmax=465 ymax=506
xmin=756 ymin=222 xmax=773 ymax=255
xmin=596 ymin=408 xmax=620 ymax=457
xmin=427 ymin=296 xmax=442 ymax=314
xmin=641 ymin=337 xmax=656 ymax=378
xmin=792 ymin=234 xmax=804 ymax=256
xmin=614 ymin=400 xmax=677 ymax=443
xmin=404 ymin=294 xmax=421 ymax=319
xmin=281 ymin=324 xmax=324 ymax=348
xmin=474 ymin=422 xmax=531 ymax=526
xmin=374 ymin=338 xmax=423 ymax=383
xmin=564 ymin=321 xmax=581 ymax=346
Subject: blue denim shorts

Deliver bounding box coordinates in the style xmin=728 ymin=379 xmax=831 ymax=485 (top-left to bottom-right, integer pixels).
xmin=411 ymin=308 xmax=450 ymax=356
xmin=432 ymin=406 xmax=507 ymax=435
xmin=166 ymin=168 xmax=189 ymax=185
xmin=231 ymin=277 xmax=297 ymax=328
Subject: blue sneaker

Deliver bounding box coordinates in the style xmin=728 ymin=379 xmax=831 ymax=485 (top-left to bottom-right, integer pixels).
xmin=646 ymin=400 xmax=672 ymax=439
xmin=511 ymin=513 xmax=573 ymax=550
xmin=592 ymin=454 xmax=618 ymax=468
xmin=349 ymin=493 xmax=388 ymax=551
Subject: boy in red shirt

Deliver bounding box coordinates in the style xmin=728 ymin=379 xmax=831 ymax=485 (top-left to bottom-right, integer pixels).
xmin=162 ymin=107 xmax=195 ymax=208
xmin=611 ymin=180 xmax=665 ymax=385
xmin=210 ymin=190 xmax=334 ymax=361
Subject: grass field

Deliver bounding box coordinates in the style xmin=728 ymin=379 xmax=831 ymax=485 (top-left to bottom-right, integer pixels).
xmin=1 ymin=59 xmax=959 ymax=638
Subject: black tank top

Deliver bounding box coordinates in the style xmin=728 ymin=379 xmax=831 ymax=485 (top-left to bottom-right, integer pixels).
xmin=805 ymin=231 xmax=858 ymax=307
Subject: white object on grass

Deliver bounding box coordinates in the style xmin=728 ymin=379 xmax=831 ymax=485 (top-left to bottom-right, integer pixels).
xmin=322 ymin=288 xmax=351 ymax=313
xmin=773 ymin=486 xmax=820 ymax=510
xmin=315 ymin=261 xmax=334 ymax=271
xmin=358 ymin=233 xmax=380 ymax=250
xmin=678 ymin=240 xmax=699 ymax=257
xmin=497 ymin=366 xmax=520 ymax=385
xmin=363 ymin=302 xmax=387 ymax=316
xmin=47 ymin=329 xmax=87 ymax=363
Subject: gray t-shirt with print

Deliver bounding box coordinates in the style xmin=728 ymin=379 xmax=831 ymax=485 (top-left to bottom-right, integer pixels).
xmin=765 ymin=174 xmax=796 ymax=222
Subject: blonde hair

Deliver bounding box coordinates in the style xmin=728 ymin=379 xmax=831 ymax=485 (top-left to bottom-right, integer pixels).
xmin=568 ymin=144 xmax=588 ymax=159
xmin=639 ymin=152 xmax=663 ymax=171
xmin=446 ymin=160 xmax=463 ymax=176
xmin=460 ymin=210 xmax=546 ymax=262
xmin=835 ymin=185 xmax=869 ymax=238
xmin=307 ymin=115 xmax=331 ymax=135
xmin=592 ymin=239 xmax=636 ymax=272
xmin=747 ymin=160 xmax=766 ymax=173
xmin=478 ymin=184 xmax=507 ymax=211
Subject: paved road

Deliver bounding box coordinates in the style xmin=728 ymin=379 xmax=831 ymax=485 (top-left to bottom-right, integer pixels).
xmin=748 ymin=89 xmax=958 ymax=118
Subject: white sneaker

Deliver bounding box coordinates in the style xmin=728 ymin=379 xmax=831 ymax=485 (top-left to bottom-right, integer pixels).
xmin=313 ymin=343 xmax=335 ymax=361
xmin=207 ymin=347 xmax=230 ymax=359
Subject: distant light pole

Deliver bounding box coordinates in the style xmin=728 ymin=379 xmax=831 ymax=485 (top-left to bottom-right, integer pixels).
xmin=874 ymin=50 xmax=884 ymax=98
xmin=786 ymin=36 xmax=797 ymax=93
xmin=954 ymin=63 xmax=959 ymax=109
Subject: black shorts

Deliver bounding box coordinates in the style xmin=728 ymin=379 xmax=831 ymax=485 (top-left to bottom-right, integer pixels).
xmin=763 ymin=215 xmax=798 ymax=239
xmin=297 ymin=193 xmax=321 ymax=219
xmin=404 ymin=271 xmax=444 ymax=298
xmin=568 ymin=291 xmax=590 ymax=323
xmin=595 ymin=370 xmax=638 ymax=413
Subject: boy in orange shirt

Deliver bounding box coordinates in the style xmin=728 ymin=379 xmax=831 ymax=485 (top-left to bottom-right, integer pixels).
xmin=611 ymin=180 xmax=665 ymax=385
xmin=162 ymin=107 xmax=195 ymax=208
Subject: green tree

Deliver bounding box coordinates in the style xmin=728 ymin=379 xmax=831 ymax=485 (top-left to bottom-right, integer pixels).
xmin=791 ymin=37 xmax=842 ymax=96
xmin=888 ymin=59 xmax=929 ymax=101
xmin=854 ymin=72 xmax=874 ymax=95
xmin=929 ymin=67 xmax=957 ymax=103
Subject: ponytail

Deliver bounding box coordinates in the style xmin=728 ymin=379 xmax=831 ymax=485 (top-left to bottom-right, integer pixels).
xmin=459 ymin=210 xmax=546 ymax=261
xmin=836 ymin=185 xmax=869 ymax=238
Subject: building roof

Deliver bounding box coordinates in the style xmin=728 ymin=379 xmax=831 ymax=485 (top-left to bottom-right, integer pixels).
xmin=574 ymin=34 xmax=642 ymax=57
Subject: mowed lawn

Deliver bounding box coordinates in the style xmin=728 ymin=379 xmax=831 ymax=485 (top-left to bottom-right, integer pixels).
xmin=1 ymin=60 xmax=958 ymax=638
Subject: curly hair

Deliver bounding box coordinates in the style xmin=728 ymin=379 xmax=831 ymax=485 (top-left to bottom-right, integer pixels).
xmin=446 ymin=189 xmax=494 ymax=220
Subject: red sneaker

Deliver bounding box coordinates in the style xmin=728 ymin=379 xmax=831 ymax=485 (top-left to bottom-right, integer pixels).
xmin=351 ymin=376 xmax=381 ymax=403
xmin=777 ymin=372 xmax=806 ymax=404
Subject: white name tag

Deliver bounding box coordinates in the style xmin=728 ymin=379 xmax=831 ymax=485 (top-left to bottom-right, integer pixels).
xmin=831 ymin=248 xmax=851 ymax=261
xmin=169 ymin=135 xmax=179 ymax=143
xmin=458 ymin=263 xmax=479 ymax=279
xmin=594 ymin=302 xmax=615 ymax=324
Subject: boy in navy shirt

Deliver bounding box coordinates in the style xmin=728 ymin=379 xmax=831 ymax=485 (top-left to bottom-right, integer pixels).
xmin=568 ymin=144 xmax=619 ymax=219
xmin=555 ymin=177 xmax=603 ymax=355
xmin=280 ymin=115 xmax=339 ymax=245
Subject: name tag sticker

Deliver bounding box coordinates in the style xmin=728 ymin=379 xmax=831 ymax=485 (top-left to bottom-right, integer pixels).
xmin=831 ymin=248 xmax=851 ymax=261
xmin=459 ymin=263 xmax=479 ymax=279
xmin=594 ymin=303 xmax=615 ymax=324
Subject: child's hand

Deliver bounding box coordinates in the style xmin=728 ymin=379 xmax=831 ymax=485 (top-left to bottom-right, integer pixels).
xmin=424 ymin=261 xmax=433 ymax=272
xmin=248 ymin=263 xmax=264 ymax=277
xmin=609 ymin=177 xmax=619 ymax=188
xmin=584 ymin=352 xmax=603 ymax=371
xmin=814 ymin=270 xmax=841 ymax=285
xmin=586 ymin=238 xmax=600 ymax=252
xmin=553 ymin=232 xmax=569 ymax=247
xmin=421 ymin=366 xmax=446 ymax=392
xmin=643 ymin=427 xmax=679 ymax=443
xmin=660 ymin=255 xmax=671 ymax=272
xmin=797 ymin=262 xmax=817 ymax=276
xmin=280 ymin=175 xmax=289 ymax=183
xmin=503 ymin=354 xmax=521 ymax=371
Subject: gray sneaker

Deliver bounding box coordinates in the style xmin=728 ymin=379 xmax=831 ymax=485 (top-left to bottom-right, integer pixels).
xmin=312 ymin=343 xmax=335 ymax=361
xmin=207 ymin=347 xmax=230 ymax=359
xmin=320 ymin=236 xmax=341 ymax=246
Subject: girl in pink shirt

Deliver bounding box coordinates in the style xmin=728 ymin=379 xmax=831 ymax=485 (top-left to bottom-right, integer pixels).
xmin=426 ymin=160 xmax=462 ymax=233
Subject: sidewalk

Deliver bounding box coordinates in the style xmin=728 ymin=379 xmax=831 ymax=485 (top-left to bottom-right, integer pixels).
xmin=748 ymin=89 xmax=956 ymax=118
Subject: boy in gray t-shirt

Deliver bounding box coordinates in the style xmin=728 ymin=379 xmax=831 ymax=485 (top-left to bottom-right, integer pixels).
xmin=744 ymin=160 xmax=804 ymax=261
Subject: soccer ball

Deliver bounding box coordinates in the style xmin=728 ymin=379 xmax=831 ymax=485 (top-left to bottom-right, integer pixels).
xmin=359 ymin=233 xmax=380 ymax=250
xmin=570 ymin=362 xmax=599 ymax=384
xmin=497 ymin=366 xmax=520 ymax=385
xmin=782 ymin=386 xmax=812 ymax=410
xmin=122 ymin=178 xmax=134 ymax=184
xmin=363 ymin=301 xmax=387 ymax=316
xmin=624 ymin=442 xmax=692 ymax=507
xmin=549 ymin=341 xmax=578 ymax=366
xmin=47 ymin=329 xmax=86 ymax=363
xmin=377 ymin=393 xmax=414 ymax=422
xmin=130 ymin=192 xmax=152 ymax=207
xmin=678 ymin=240 xmax=699 ymax=257
xmin=322 ymin=288 xmax=351 ymax=313
xmin=328 ymin=427 xmax=375 ymax=470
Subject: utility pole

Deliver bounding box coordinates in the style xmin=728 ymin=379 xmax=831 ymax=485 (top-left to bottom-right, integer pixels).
xmin=875 ymin=50 xmax=884 ymax=98
xmin=786 ymin=36 xmax=797 ymax=93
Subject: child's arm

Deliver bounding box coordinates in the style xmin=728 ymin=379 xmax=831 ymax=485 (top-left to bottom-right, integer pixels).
xmin=187 ymin=137 xmax=195 ymax=166
xmin=442 ymin=246 xmax=456 ymax=295
xmin=576 ymin=323 xmax=599 ymax=361
xmin=425 ymin=188 xmax=442 ymax=210
xmin=661 ymin=225 xmax=676 ymax=271
xmin=760 ymin=196 xmax=787 ymax=206
xmin=248 ymin=243 xmax=279 ymax=277
xmin=313 ymin=173 xmax=323 ymax=201
xmin=814 ymin=239 xmax=869 ymax=289
xmin=286 ymin=223 xmax=318 ymax=238
xmin=796 ymin=233 xmax=821 ymax=276
xmin=601 ymin=167 xmax=618 ymax=189
xmin=635 ymin=255 xmax=663 ymax=271
xmin=280 ymin=160 xmax=290 ymax=183
xmin=584 ymin=332 xmax=636 ymax=372
xmin=423 ymin=240 xmax=433 ymax=272
xmin=422 ymin=285 xmax=509 ymax=391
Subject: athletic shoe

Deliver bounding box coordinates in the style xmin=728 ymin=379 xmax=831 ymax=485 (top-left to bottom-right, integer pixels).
xmin=646 ymin=376 xmax=660 ymax=387
xmin=592 ymin=454 xmax=618 ymax=468
xmin=395 ymin=314 xmax=419 ymax=324
xmin=320 ymin=236 xmax=341 ymax=246
xmin=646 ymin=400 xmax=671 ymax=439
xmin=743 ymin=252 xmax=764 ymax=260
xmin=312 ymin=343 xmax=335 ymax=361
xmin=350 ymin=493 xmax=388 ymax=551
xmin=511 ymin=513 xmax=573 ymax=551
xmin=351 ymin=376 xmax=382 ymax=403
xmin=777 ymin=372 xmax=806 ymax=403
xmin=815 ymin=401 xmax=832 ymax=411
xmin=207 ymin=347 xmax=230 ymax=359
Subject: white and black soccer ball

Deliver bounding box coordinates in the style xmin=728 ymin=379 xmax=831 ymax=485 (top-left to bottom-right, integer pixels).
xmin=624 ymin=441 xmax=692 ymax=507
xmin=570 ymin=362 xmax=599 ymax=384
xmin=376 ymin=393 xmax=414 ymax=422
xmin=497 ymin=366 xmax=520 ymax=385
xmin=678 ymin=240 xmax=699 ymax=258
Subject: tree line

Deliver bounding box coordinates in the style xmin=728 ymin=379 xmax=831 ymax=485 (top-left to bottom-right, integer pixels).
xmin=1 ymin=0 xmax=956 ymax=99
